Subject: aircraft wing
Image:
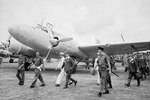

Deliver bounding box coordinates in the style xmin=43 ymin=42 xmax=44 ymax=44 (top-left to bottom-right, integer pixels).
xmin=79 ymin=41 xmax=150 ymax=57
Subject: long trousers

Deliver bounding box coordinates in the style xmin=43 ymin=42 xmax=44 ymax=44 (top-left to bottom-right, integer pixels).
xmin=16 ymin=70 xmax=25 ymax=85
xmin=140 ymin=68 xmax=146 ymax=80
xmin=127 ymin=72 xmax=140 ymax=86
xmin=56 ymin=68 xmax=66 ymax=84
xmin=65 ymin=72 xmax=76 ymax=87
xmin=107 ymin=73 xmax=112 ymax=87
xmin=31 ymin=68 xmax=45 ymax=86
xmin=99 ymin=70 xmax=108 ymax=93
xmin=96 ymin=69 xmax=100 ymax=84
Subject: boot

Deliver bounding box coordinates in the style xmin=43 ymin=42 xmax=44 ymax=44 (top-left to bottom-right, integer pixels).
xmin=125 ymin=79 xmax=131 ymax=87
xmin=97 ymin=92 xmax=102 ymax=97
xmin=103 ymin=90 xmax=109 ymax=94
xmin=125 ymin=83 xmax=130 ymax=87
xmin=137 ymin=79 xmax=140 ymax=86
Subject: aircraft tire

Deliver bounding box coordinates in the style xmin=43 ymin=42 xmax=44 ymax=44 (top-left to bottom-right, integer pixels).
xmin=9 ymin=59 xmax=14 ymax=63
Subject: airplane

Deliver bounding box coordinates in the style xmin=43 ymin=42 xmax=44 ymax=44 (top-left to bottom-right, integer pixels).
xmin=7 ymin=22 xmax=150 ymax=72
xmin=0 ymin=41 xmax=19 ymax=63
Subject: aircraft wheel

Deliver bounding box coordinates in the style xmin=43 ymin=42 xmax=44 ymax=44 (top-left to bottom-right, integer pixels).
xmin=9 ymin=59 xmax=14 ymax=63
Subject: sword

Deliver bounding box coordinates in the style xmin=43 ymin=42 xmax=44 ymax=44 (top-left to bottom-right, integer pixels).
xmin=111 ymin=71 xmax=119 ymax=77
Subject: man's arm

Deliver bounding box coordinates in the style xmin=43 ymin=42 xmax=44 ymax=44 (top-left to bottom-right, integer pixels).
xmin=41 ymin=58 xmax=45 ymax=71
xmin=106 ymin=56 xmax=111 ymax=73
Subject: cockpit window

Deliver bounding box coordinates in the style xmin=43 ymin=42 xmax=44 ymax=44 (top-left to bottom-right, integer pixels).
xmin=35 ymin=23 xmax=53 ymax=33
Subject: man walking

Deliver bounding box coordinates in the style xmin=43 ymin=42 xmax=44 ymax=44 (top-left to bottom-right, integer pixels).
xmin=63 ymin=53 xmax=77 ymax=89
xmin=30 ymin=52 xmax=45 ymax=88
xmin=55 ymin=52 xmax=66 ymax=87
xmin=92 ymin=47 xmax=111 ymax=97
xmin=16 ymin=54 xmax=26 ymax=86
xmin=125 ymin=56 xmax=140 ymax=86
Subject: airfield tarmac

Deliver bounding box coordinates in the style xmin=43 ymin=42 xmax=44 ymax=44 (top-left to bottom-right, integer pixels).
xmin=0 ymin=60 xmax=150 ymax=100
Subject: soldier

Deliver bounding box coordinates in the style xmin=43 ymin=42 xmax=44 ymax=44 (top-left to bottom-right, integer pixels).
xmin=92 ymin=47 xmax=111 ymax=97
xmin=136 ymin=53 xmax=147 ymax=80
xmin=109 ymin=56 xmax=116 ymax=71
xmin=16 ymin=54 xmax=26 ymax=85
xmin=30 ymin=52 xmax=45 ymax=88
xmin=55 ymin=52 xmax=66 ymax=87
xmin=125 ymin=56 xmax=140 ymax=87
xmin=63 ymin=53 xmax=77 ymax=89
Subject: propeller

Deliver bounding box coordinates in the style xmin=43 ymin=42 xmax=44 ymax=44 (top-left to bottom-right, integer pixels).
xmin=44 ymin=23 xmax=73 ymax=62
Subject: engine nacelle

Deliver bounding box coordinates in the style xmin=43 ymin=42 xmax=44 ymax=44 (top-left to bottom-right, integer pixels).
xmin=8 ymin=37 xmax=36 ymax=57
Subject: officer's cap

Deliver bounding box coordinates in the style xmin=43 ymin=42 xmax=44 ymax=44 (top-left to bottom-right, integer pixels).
xmin=98 ymin=46 xmax=104 ymax=51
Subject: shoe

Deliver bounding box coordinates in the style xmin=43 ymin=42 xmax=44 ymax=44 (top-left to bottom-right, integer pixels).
xmin=137 ymin=84 xmax=140 ymax=86
xmin=18 ymin=82 xmax=21 ymax=85
xmin=103 ymin=90 xmax=109 ymax=94
xmin=68 ymin=82 xmax=73 ymax=85
xmin=30 ymin=86 xmax=35 ymax=88
xmin=98 ymin=92 xmax=102 ymax=97
xmin=55 ymin=84 xmax=60 ymax=87
xmin=108 ymin=86 xmax=112 ymax=88
xmin=63 ymin=86 xmax=68 ymax=89
xmin=125 ymin=83 xmax=130 ymax=87
xmin=19 ymin=84 xmax=24 ymax=86
xmin=40 ymin=84 xmax=45 ymax=87
xmin=74 ymin=81 xmax=77 ymax=86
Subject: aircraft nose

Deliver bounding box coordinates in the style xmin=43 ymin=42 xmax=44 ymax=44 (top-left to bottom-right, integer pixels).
xmin=8 ymin=25 xmax=19 ymax=37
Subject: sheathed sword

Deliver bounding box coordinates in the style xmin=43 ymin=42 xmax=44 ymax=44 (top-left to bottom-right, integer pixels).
xmin=111 ymin=71 xmax=119 ymax=77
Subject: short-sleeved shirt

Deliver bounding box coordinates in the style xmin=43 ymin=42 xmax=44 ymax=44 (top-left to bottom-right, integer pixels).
xmin=97 ymin=52 xmax=109 ymax=66
xmin=34 ymin=57 xmax=43 ymax=67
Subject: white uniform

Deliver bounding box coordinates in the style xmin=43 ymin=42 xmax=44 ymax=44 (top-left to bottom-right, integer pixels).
xmin=56 ymin=57 xmax=66 ymax=85
xmin=94 ymin=58 xmax=100 ymax=84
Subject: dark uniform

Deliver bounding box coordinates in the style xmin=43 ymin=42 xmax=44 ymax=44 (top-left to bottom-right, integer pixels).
xmin=136 ymin=55 xmax=147 ymax=80
xmin=16 ymin=55 xmax=26 ymax=85
xmin=125 ymin=57 xmax=140 ymax=87
xmin=63 ymin=56 xmax=77 ymax=89
xmin=30 ymin=56 xmax=45 ymax=88
xmin=97 ymin=52 xmax=110 ymax=96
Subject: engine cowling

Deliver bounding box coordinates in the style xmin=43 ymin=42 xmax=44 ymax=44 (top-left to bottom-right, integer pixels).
xmin=8 ymin=38 xmax=36 ymax=57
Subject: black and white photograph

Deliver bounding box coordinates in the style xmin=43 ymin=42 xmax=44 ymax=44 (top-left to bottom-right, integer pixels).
xmin=0 ymin=0 xmax=150 ymax=100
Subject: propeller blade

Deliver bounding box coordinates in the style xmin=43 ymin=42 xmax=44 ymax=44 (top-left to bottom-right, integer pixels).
xmin=7 ymin=35 xmax=12 ymax=41
xmin=43 ymin=45 xmax=52 ymax=62
xmin=57 ymin=37 xmax=73 ymax=42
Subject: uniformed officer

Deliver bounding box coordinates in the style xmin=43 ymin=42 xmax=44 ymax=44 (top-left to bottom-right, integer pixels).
xmin=125 ymin=56 xmax=140 ymax=87
xmin=63 ymin=53 xmax=77 ymax=89
xmin=92 ymin=47 xmax=111 ymax=97
xmin=30 ymin=52 xmax=45 ymax=88
xmin=55 ymin=52 xmax=66 ymax=87
xmin=16 ymin=54 xmax=26 ymax=85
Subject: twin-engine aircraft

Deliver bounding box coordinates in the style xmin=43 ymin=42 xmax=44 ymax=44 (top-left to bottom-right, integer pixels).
xmin=6 ymin=22 xmax=150 ymax=71
xmin=0 ymin=42 xmax=18 ymax=63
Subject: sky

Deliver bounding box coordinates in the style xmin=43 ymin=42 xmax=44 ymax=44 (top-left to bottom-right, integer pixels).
xmin=0 ymin=0 xmax=150 ymax=45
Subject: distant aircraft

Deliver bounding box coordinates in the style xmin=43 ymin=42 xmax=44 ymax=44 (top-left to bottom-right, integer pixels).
xmin=8 ymin=23 xmax=150 ymax=72
xmin=1 ymin=37 xmax=34 ymax=63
